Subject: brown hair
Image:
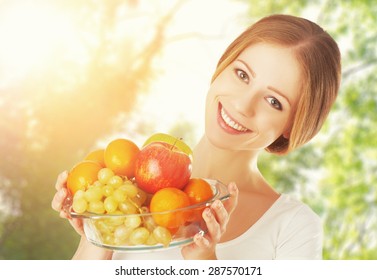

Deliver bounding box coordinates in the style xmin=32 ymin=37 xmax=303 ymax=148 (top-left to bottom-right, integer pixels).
xmin=211 ymin=14 xmax=341 ymax=154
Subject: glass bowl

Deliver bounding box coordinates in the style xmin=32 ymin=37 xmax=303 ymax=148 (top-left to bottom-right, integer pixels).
xmin=68 ymin=179 xmax=229 ymax=252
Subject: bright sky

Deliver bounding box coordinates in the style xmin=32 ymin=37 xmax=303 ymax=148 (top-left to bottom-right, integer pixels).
xmin=134 ymin=0 xmax=248 ymax=142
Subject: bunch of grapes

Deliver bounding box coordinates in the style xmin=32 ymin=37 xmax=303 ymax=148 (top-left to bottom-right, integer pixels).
xmin=72 ymin=167 xmax=172 ymax=247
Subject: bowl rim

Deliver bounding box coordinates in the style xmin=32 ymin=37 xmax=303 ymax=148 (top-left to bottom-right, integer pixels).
xmin=69 ymin=179 xmax=230 ymax=219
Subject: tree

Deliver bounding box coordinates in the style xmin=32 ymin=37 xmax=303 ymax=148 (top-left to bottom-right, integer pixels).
xmin=0 ymin=0 xmax=185 ymax=259
xmin=240 ymin=0 xmax=377 ymax=259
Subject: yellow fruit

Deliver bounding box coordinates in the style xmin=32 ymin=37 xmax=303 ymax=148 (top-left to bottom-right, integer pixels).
xmin=104 ymin=138 xmax=140 ymax=177
xmin=142 ymin=133 xmax=192 ymax=158
xmin=150 ymin=188 xmax=190 ymax=230
xmin=67 ymin=160 xmax=102 ymax=195
xmin=84 ymin=149 xmax=105 ymax=167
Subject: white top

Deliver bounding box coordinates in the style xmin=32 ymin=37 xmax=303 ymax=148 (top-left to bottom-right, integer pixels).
xmin=112 ymin=194 xmax=323 ymax=260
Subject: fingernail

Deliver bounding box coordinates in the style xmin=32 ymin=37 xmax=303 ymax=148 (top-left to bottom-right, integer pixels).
xmin=60 ymin=170 xmax=68 ymax=179
xmin=213 ymin=200 xmax=221 ymax=209
xmin=59 ymin=188 xmax=66 ymax=198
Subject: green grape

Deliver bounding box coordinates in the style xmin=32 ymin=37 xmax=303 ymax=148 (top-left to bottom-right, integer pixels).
xmin=114 ymin=237 xmax=130 ymax=246
xmin=73 ymin=190 xmax=86 ymax=201
xmin=112 ymin=188 xmax=127 ymax=203
xmin=104 ymin=196 xmax=118 ymax=213
xmin=131 ymin=189 xmax=147 ymax=207
xmin=88 ymin=201 xmax=105 ymax=214
xmin=114 ymin=225 xmax=133 ymax=241
xmin=102 ymin=233 xmax=115 ymax=245
xmin=85 ymin=186 xmax=103 ymax=202
xmin=72 ymin=198 xmax=87 ymax=213
xmin=124 ymin=215 xmax=142 ymax=228
xmin=146 ymin=233 xmax=158 ymax=246
xmin=129 ymin=227 xmax=150 ymax=245
xmin=153 ymin=226 xmax=172 ymax=247
xmin=119 ymin=181 xmax=139 ymax=198
xmin=106 ymin=216 xmax=125 ymax=227
xmin=139 ymin=206 xmax=155 ymax=231
xmin=124 ymin=179 xmax=134 ymax=184
xmin=98 ymin=168 xmax=114 ymax=184
xmin=95 ymin=220 xmax=115 ymax=235
xmin=102 ymin=185 xmax=114 ymax=197
xmin=108 ymin=175 xmax=123 ymax=188
xmin=92 ymin=180 xmax=103 ymax=188
xmin=118 ymin=200 xmax=138 ymax=214
xmin=143 ymin=215 xmax=157 ymax=232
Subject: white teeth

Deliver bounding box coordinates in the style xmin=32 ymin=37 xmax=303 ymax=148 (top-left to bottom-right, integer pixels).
xmin=220 ymin=107 xmax=248 ymax=132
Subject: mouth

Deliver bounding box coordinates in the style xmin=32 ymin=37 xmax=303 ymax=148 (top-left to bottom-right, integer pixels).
xmin=217 ymin=103 xmax=250 ymax=134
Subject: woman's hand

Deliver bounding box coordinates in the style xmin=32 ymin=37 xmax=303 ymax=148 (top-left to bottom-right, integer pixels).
xmin=51 ymin=171 xmax=114 ymax=259
xmin=51 ymin=171 xmax=85 ymax=236
xmin=181 ymin=182 xmax=239 ymax=260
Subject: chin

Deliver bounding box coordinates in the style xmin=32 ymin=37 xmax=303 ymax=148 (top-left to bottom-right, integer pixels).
xmin=206 ymin=133 xmax=231 ymax=150
xmin=204 ymin=123 xmax=237 ymax=150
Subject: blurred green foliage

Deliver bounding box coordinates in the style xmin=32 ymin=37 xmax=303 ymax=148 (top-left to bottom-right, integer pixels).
xmin=243 ymin=0 xmax=377 ymax=259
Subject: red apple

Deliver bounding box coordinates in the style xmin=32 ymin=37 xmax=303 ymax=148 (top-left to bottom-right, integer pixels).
xmin=134 ymin=142 xmax=192 ymax=194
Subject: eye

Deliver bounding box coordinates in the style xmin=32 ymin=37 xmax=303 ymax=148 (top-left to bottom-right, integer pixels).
xmin=235 ymin=69 xmax=249 ymax=83
xmin=266 ymin=97 xmax=283 ymax=110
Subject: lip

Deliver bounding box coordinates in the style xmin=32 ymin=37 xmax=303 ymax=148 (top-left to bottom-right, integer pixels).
xmin=217 ymin=103 xmax=251 ymax=135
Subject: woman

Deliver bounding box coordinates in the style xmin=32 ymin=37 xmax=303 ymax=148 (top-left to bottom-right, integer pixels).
xmin=52 ymin=14 xmax=341 ymax=260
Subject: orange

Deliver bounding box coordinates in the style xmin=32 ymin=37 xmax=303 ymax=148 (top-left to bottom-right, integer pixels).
xmin=84 ymin=149 xmax=105 ymax=167
xmin=183 ymin=178 xmax=214 ymax=222
xmin=183 ymin=178 xmax=213 ymax=205
xmin=150 ymin=188 xmax=191 ymax=230
xmin=67 ymin=160 xmax=102 ymax=195
xmin=104 ymin=138 xmax=140 ymax=178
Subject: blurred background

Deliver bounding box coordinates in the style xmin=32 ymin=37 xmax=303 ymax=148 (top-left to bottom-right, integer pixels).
xmin=0 ymin=0 xmax=376 ymax=260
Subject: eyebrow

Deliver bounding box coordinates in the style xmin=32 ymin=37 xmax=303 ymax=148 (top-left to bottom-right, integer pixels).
xmin=268 ymin=86 xmax=291 ymax=107
xmin=236 ymin=59 xmax=291 ymax=107
xmin=237 ymin=59 xmax=256 ymax=78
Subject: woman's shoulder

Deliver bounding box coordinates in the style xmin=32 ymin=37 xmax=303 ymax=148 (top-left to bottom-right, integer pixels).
xmin=269 ymin=193 xmax=322 ymax=235
xmin=269 ymin=194 xmax=323 ymax=259
xmin=274 ymin=193 xmax=320 ymax=220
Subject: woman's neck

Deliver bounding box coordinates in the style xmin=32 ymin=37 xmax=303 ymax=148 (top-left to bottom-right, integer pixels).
xmin=192 ymin=135 xmax=264 ymax=192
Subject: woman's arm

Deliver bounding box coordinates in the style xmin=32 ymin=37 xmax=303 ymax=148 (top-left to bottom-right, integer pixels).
xmin=73 ymin=237 xmax=113 ymax=260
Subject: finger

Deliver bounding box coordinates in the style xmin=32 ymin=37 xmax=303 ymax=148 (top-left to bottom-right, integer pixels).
xmin=202 ymin=208 xmax=221 ymax=242
xmin=51 ymin=188 xmax=67 ymax=211
xmin=193 ymin=232 xmax=210 ymax=248
xmin=223 ymin=182 xmax=238 ymax=214
xmin=55 ymin=171 xmax=68 ymax=191
xmin=59 ymin=210 xmax=70 ymax=219
xmin=210 ymin=200 xmax=229 ymax=233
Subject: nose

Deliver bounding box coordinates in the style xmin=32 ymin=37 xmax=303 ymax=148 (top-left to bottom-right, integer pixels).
xmin=232 ymin=86 xmax=259 ymax=118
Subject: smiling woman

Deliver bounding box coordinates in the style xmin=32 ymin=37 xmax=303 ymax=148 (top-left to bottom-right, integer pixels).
xmin=205 ymin=43 xmax=302 ymax=152
xmin=51 ymin=14 xmax=341 ymax=260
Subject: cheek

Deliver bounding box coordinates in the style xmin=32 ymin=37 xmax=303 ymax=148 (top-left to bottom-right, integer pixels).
xmin=255 ymin=112 xmax=289 ymax=140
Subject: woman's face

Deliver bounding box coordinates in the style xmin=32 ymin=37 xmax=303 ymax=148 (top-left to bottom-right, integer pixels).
xmin=205 ymin=43 xmax=302 ymax=151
